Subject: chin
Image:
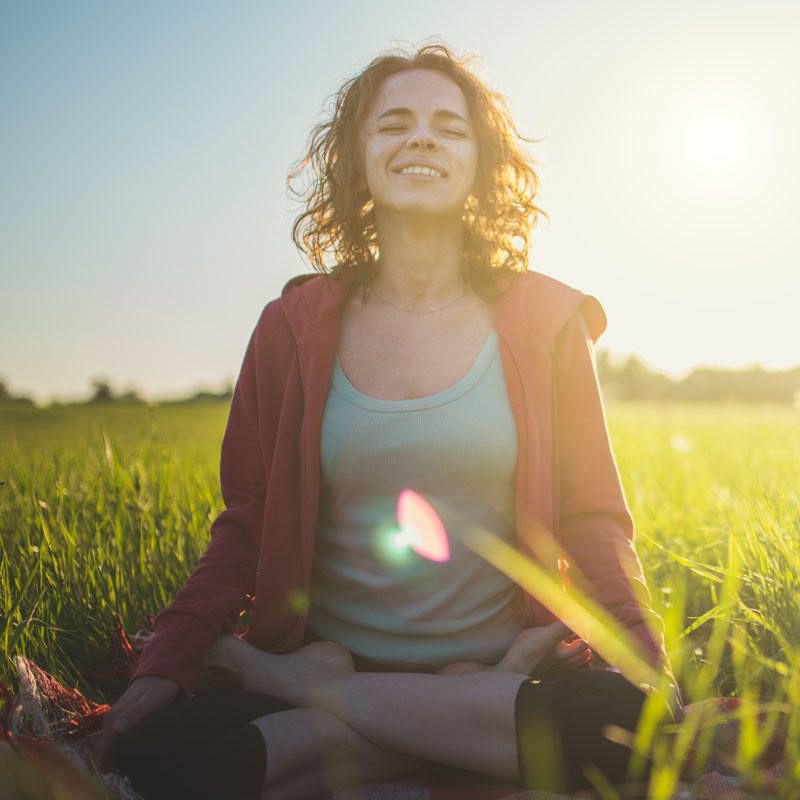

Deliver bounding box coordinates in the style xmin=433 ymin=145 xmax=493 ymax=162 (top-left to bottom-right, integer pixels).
xmin=390 ymin=199 xmax=466 ymax=219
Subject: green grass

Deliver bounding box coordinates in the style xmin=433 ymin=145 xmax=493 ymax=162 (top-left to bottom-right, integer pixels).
xmin=1 ymin=400 xmax=799 ymax=796
xmin=0 ymin=402 xmax=228 ymax=702
xmin=609 ymin=404 xmax=800 ymax=693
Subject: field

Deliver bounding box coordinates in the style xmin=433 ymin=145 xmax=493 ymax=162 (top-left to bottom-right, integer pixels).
xmin=1 ymin=400 xmax=799 ymax=796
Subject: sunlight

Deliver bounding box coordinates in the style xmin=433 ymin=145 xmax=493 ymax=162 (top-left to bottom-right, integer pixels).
xmin=681 ymin=107 xmax=749 ymax=175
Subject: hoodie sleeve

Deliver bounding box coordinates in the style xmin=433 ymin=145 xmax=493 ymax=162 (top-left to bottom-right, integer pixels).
xmin=554 ymin=305 xmax=667 ymax=670
xmin=131 ymin=312 xmax=274 ymax=695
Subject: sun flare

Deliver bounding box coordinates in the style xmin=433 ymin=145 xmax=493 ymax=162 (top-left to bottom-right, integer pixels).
xmin=680 ymin=107 xmax=750 ymax=175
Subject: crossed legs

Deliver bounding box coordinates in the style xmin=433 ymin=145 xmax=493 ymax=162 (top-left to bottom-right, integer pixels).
xmin=198 ymin=623 xmax=586 ymax=798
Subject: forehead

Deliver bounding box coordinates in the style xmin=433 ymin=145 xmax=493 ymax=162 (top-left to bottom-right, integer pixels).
xmin=366 ymin=68 xmax=470 ymax=119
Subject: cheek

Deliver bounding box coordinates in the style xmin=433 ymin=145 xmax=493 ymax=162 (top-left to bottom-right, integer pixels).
xmin=457 ymin=144 xmax=479 ymax=189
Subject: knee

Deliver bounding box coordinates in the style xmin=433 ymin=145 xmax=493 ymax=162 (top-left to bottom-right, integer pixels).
xmin=514 ymin=671 xmax=649 ymax=793
xmin=110 ymin=721 xmax=266 ymax=800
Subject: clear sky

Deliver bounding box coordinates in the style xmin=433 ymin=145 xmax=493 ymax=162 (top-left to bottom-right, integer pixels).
xmin=2 ymin=0 xmax=798 ymax=403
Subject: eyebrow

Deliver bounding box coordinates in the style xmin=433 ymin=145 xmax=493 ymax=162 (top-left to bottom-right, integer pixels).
xmin=375 ymin=107 xmax=471 ymax=125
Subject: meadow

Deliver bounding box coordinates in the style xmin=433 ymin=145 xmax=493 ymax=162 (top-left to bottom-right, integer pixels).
xmin=1 ymin=399 xmax=799 ymax=797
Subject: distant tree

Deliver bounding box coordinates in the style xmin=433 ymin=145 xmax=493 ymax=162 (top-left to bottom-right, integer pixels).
xmin=594 ymin=350 xmax=612 ymax=384
xmin=118 ymin=388 xmax=145 ymax=404
xmin=89 ymin=379 xmax=114 ymax=403
xmin=0 ymin=378 xmax=34 ymax=406
xmin=167 ymin=382 xmax=234 ymax=405
xmin=596 ymin=354 xmax=800 ymax=404
xmin=617 ymin=356 xmax=649 ymax=400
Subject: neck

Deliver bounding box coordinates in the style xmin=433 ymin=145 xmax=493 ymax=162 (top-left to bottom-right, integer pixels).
xmin=372 ymin=211 xmax=467 ymax=304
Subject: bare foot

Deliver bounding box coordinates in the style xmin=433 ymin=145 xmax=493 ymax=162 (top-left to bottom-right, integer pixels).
xmin=199 ymin=634 xmax=354 ymax=706
xmin=496 ymin=623 xmax=590 ymax=676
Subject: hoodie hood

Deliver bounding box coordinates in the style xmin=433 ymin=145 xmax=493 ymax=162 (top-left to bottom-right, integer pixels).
xmin=280 ymin=273 xmax=349 ymax=343
xmin=494 ymin=271 xmax=606 ymax=349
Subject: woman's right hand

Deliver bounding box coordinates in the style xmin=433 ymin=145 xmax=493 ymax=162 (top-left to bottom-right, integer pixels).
xmin=93 ymin=675 xmax=179 ymax=769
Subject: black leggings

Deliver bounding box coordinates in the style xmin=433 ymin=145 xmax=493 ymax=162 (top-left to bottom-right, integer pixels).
xmin=515 ymin=669 xmax=650 ymax=793
xmin=108 ymin=687 xmax=291 ymax=800
xmin=109 ymin=670 xmax=648 ymax=799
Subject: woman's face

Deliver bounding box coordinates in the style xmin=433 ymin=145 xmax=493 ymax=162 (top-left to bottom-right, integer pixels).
xmin=359 ymin=69 xmax=479 ymax=220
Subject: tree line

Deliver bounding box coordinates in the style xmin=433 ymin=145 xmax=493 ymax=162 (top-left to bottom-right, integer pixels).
xmin=1 ymin=362 xmax=799 ymax=407
xmin=0 ymin=379 xmax=233 ymax=407
xmin=595 ymin=353 xmax=800 ymax=405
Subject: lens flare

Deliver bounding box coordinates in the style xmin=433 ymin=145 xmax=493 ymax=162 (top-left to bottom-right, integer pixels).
xmin=392 ymin=530 xmax=411 ymax=549
xmin=396 ymin=489 xmax=450 ymax=563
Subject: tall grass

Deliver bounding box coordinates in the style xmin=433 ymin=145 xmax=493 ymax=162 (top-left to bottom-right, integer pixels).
xmin=609 ymin=404 xmax=800 ymax=696
xmin=607 ymin=403 xmax=800 ymax=797
xmin=0 ymin=402 xmax=227 ymax=702
xmin=1 ymin=400 xmax=799 ymax=794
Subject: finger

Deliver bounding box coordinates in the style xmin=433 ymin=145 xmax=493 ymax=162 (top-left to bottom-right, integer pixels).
xmin=94 ymin=700 xmax=146 ymax=768
xmin=565 ymin=649 xmax=591 ymax=667
xmin=559 ymin=641 xmax=589 ymax=658
xmin=557 ymin=637 xmax=588 ymax=651
xmin=93 ymin=717 xmax=117 ymax=768
xmin=556 ymin=647 xmax=589 ymax=667
xmin=553 ymin=640 xmax=587 ymax=661
xmin=112 ymin=697 xmax=152 ymax=733
xmin=544 ymin=621 xmax=570 ymax=645
xmin=559 ymin=637 xmax=591 ymax=657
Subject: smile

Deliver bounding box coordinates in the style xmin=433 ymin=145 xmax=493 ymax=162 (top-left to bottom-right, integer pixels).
xmin=397 ymin=165 xmax=446 ymax=178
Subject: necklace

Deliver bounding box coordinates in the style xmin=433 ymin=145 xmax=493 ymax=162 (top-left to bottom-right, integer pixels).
xmin=371 ymin=285 xmax=470 ymax=314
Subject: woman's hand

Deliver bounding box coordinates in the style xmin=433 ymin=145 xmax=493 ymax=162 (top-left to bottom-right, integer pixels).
xmin=497 ymin=623 xmax=591 ymax=676
xmin=437 ymin=624 xmax=591 ymax=678
xmin=92 ymin=675 xmax=179 ymax=768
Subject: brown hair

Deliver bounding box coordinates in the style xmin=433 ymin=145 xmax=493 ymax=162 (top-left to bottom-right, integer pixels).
xmin=288 ymin=42 xmax=545 ymax=296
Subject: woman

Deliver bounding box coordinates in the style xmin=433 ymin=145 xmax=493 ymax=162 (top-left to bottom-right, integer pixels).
xmin=97 ymin=43 xmax=671 ymax=798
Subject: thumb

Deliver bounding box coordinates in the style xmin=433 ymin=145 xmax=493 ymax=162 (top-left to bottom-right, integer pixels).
xmin=113 ymin=700 xmax=148 ymax=733
xmin=545 ymin=621 xmax=570 ymax=644
xmin=113 ymin=716 xmax=131 ymax=733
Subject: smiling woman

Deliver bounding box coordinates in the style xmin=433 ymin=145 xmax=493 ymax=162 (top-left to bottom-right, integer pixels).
xmin=98 ymin=42 xmax=673 ymax=799
xmin=288 ymin=44 xmax=544 ymax=295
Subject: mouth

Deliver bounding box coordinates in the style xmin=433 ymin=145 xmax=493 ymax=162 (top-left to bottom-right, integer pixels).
xmin=395 ymin=165 xmax=447 ymax=178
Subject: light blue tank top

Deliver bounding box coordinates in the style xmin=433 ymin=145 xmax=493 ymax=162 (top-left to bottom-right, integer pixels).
xmin=308 ymin=330 xmax=525 ymax=670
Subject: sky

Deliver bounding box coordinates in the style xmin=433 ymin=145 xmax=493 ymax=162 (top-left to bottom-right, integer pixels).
xmin=2 ymin=0 xmax=799 ymax=403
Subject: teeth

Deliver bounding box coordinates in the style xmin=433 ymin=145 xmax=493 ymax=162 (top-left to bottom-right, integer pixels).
xmin=400 ymin=166 xmax=444 ymax=177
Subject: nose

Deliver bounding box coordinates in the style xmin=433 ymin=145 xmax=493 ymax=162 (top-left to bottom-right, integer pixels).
xmin=407 ymin=129 xmax=438 ymax=151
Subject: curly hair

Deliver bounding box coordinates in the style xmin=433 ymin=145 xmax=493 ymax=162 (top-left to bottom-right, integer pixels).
xmin=288 ymin=42 xmax=545 ymax=296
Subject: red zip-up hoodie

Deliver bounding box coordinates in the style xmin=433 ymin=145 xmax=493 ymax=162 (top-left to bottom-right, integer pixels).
xmin=133 ymin=271 xmax=665 ymax=694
